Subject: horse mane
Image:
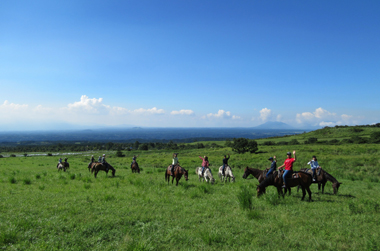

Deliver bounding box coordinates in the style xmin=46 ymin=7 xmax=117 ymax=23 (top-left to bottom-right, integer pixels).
xmin=324 ymin=170 xmax=338 ymax=183
xmin=246 ymin=167 xmax=264 ymax=176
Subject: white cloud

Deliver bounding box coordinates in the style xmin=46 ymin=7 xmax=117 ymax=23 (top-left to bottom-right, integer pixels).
xmin=276 ymin=114 xmax=282 ymax=121
xmin=132 ymin=107 xmax=165 ymax=114
xmin=171 ymin=109 xmax=194 ymax=115
xmin=259 ymin=108 xmax=272 ymax=122
xmin=232 ymin=115 xmax=241 ymax=120
xmin=66 ymin=95 xmax=110 ymax=114
xmin=296 ymin=107 xmax=356 ymax=127
xmin=206 ymin=110 xmax=232 ymax=119
xmin=0 ymin=100 xmax=28 ymax=110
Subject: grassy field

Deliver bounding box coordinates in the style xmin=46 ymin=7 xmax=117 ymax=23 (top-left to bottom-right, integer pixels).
xmin=1 ymin=140 xmax=380 ymax=250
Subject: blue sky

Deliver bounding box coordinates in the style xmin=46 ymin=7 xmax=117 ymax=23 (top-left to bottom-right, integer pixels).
xmin=1 ymin=0 xmax=379 ymax=130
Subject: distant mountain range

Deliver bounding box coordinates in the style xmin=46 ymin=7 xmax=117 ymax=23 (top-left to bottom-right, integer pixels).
xmin=255 ymin=121 xmax=294 ymax=129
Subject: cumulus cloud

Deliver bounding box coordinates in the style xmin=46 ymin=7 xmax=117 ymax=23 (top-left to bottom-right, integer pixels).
xmin=206 ymin=110 xmax=231 ymax=119
xmin=171 ymin=109 xmax=194 ymax=115
xmin=232 ymin=115 xmax=241 ymax=120
xmin=296 ymin=107 xmax=356 ymax=127
xmin=259 ymin=108 xmax=272 ymax=122
xmin=0 ymin=100 xmax=28 ymax=110
xmin=66 ymin=95 xmax=110 ymax=113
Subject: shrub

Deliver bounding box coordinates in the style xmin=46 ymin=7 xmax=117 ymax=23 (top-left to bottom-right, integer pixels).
xmin=47 ymin=153 xmax=53 ymax=156
xmin=0 ymin=155 xmax=3 ymax=158
xmin=371 ymin=132 xmax=380 ymax=143
xmin=23 ymin=178 xmax=31 ymax=185
xmin=289 ymin=139 xmax=300 ymax=145
xmin=70 ymin=174 xmax=76 ymax=180
xmin=9 ymin=177 xmax=16 ymax=184
xmin=10 ymin=154 xmax=16 ymax=157
xmin=35 ymin=174 xmax=41 ymax=179
xmin=263 ymin=141 xmax=275 ymax=146
xmin=139 ymin=144 xmax=149 ymax=151
xmin=307 ymin=137 xmax=318 ymax=144
xmin=237 ymin=186 xmax=253 ymax=210
xmin=277 ymin=141 xmax=288 ymax=145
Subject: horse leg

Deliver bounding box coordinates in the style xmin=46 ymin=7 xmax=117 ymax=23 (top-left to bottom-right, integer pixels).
xmin=288 ymin=187 xmax=291 ymax=196
xmin=277 ymin=186 xmax=284 ymax=198
xmin=301 ymin=187 xmax=306 ymax=201
xmin=318 ymin=182 xmax=321 ymax=191
xmin=322 ymin=182 xmax=326 ymax=194
xmin=176 ymin=178 xmax=179 ymax=186
xmin=306 ymin=186 xmax=312 ymax=201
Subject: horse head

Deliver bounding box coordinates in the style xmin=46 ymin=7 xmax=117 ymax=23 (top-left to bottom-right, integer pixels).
xmin=184 ymin=169 xmax=189 ymax=181
xmin=231 ymin=176 xmax=236 ymax=182
xmin=242 ymin=166 xmax=249 ymax=179
xmin=256 ymin=185 xmax=265 ymax=197
xmin=333 ymin=182 xmax=342 ymax=194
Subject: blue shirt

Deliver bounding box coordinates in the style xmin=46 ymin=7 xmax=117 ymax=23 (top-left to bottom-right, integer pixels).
xmin=270 ymin=161 xmax=276 ymax=170
xmin=308 ymin=160 xmax=319 ymax=169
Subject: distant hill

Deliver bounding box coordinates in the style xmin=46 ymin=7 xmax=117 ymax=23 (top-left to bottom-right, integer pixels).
xmin=255 ymin=121 xmax=293 ymax=129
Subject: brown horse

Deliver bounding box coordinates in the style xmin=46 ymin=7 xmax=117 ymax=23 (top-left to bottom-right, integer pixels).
xmin=131 ymin=162 xmax=140 ymax=173
xmin=242 ymin=167 xmax=268 ymax=183
xmin=93 ymin=163 xmax=116 ymax=178
xmin=257 ymin=170 xmax=313 ymax=201
xmin=165 ymin=165 xmax=188 ymax=186
xmin=299 ymin=168 xmax=342 ymax=194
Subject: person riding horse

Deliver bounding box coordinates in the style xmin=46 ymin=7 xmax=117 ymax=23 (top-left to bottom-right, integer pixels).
xmin=57 ymin=157 xmax=63 ymax=168
xmin=98 ymin=156 xmax=102 ymax=162
xmin=199 ymin=155 xmax=209 ymax=177
xmin=266 ymin=156 xmax=277 ymax=178
xmin=171 ymin=153 xmax=179 ymax=176
xmin=222 ymin=154 xmax=230 ymax=176
xmin=278 ymin=151 xmax=296 ymax=189
xmin=101 ymin=154 xmax=109 ymax=170
xmin=131 ymin=155 xmax=139 ymax=169
xmin=308 ymin=155 xmax=320 ymax=181
xmin=90 ymin=155 xmax=95 ymax=163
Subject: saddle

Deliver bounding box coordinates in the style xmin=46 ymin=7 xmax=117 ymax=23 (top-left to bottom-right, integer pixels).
xmin=291 ymin=172 xmax=300 ymax=179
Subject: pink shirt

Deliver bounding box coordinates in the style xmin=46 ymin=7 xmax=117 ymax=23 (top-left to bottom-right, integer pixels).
xmin=199 ymin=156 xmax=209 ymax=167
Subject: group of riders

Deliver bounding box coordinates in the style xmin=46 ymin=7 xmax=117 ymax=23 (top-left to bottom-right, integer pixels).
xmin=57 ymin=151 xmax=321 ymax=187
xmin=266 ymin=151 xmax=321 ymax=188
xmin=170 ymin=153 xmax=231 ymax=177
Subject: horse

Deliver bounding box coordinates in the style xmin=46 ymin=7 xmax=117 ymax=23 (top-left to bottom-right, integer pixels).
xmin=299 ymin=168 xmax=342 ymax=194
xmin=257 ymin=170 xmax=313 ymax=201
xmin=242 ymin=167 xmax=268 ymax=183
xmin=131 ymin=162 xmax=140 ymax=173
xmin=195 ymin=167 xmax=215 ymax=184
xmin=218 ymin=165 xmax=235 ymax=182
xmin=88 ymin=162 xmax=97 ymax=172
xmin=165 ymin=165 xmax=188 ymax=186
xmin=63 ymin=161 xmax=69 ymax=170
xmin=93 ymin=163 xmax=116 ymax=178
xmin=57 ymin=163 xmax=66 ymax=172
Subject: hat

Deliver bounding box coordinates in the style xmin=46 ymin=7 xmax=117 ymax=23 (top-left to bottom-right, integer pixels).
xmin=268 ymin=157 xmax=273 ymax=160
xmin=286 ymin=152 xmax=291 ymax=155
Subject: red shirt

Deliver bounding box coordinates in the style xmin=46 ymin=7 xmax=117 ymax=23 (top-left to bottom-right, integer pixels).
xmin=284 ymin=158 xmax=295 ymax=171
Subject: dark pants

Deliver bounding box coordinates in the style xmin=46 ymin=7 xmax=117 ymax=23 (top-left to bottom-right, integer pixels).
xmin=222 ymin=164 xmax=226 ymax=175
xmin=266 ymin=168 xmax=275 ymax=178
xmin=312 ymin=168 xmax=316 ymax=179
xmin=171 ymin=165 xmax=175 ymax=175
xmin=283 ymin=170 xmax=293 ymax=187
xmin=202 ymin=166 xmax=205 ymax=175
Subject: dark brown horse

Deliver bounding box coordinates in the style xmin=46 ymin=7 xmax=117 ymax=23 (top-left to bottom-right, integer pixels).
xmin=93 ymin=163 xmax=116 ymax=178
xmin=242 ymin=167 xmax=268 ymax=183
xmin=257 ymin=170 xmax=313 ymax=201
xmin=299 ymin=168 xmax=342 ymax=194
xmin=131 ymin=162 xmax=140 ymax=173
xmin=165 ymin=165 xmax=188 ymax=186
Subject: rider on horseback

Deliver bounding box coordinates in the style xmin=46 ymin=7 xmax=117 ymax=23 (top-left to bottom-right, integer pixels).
xmin=266 ymin=156 xmax=277 ymax=178
xmin=278 ymin=151 xmax=296 ymax=188
xmin=199 ymin=156 xmax=209 ymax=177
xmin=90 ymin=155 xmax=95 ymax=163
xmin=98 ymin=156 xmax=102 ymax=162
xmin=57 ymin=157 xmax=62 ymax=168
xmin=222 ymin=154 xmax=230 ymax=176
xmin=131 ymin=155 xmax=139 ymax=169
xmin=171 ymin=153 xmax=179 ymax=176
xmin=308 ymin=155 xmax=320 ymax=181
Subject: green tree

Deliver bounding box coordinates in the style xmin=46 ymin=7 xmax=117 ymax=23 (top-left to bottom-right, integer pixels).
xmin=231 ymin=138 xmax=258 ymax=154
xmin=139 ymin=143 xmax=149 ymax=151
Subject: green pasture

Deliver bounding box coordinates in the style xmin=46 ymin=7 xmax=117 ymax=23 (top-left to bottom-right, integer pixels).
xmin=1 ymin=143 xmax=380 ymax=250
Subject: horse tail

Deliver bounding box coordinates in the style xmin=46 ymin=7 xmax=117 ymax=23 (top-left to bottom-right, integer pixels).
xmin=165 ymin=169 xmax=168 ymax=182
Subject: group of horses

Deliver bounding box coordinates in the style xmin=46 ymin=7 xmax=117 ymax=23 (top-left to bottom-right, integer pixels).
xmin=56 ymin=158 xmax=342 ymax=201
xmin=242 ymin=166 xmax=342 ymax=201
